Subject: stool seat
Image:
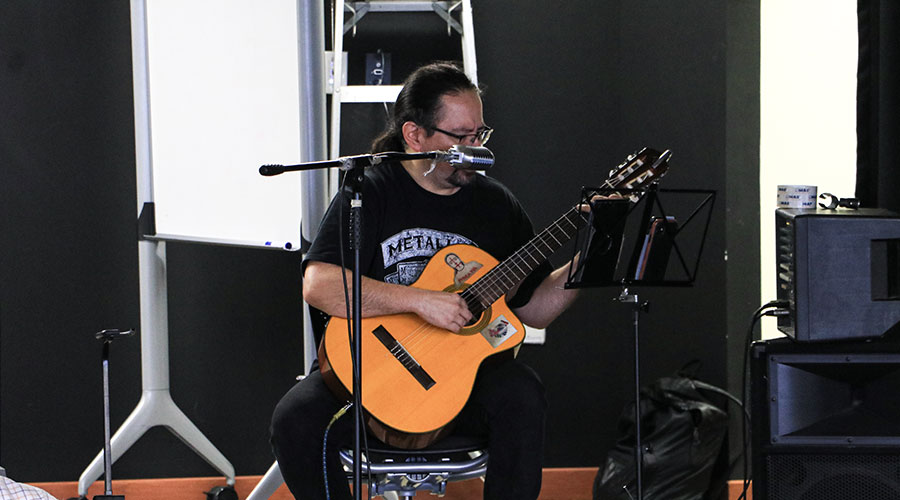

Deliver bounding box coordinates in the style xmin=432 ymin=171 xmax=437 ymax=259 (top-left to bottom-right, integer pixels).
xmin=339 ymin=433 xmax=488 ymax=498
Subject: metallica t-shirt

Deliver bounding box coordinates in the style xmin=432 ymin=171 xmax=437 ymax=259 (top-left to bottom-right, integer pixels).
xmin=303 ymin=162 xmax=553 ymax=311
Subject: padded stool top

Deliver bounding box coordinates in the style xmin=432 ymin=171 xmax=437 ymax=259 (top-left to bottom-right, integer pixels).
xmin=363 ymin=433 xmax=488 ymax=458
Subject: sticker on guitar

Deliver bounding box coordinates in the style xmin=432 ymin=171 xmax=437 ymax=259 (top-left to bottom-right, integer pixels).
xmin=481 ymin=315 xmax=517 ymax=347
xmin=444 ymin=252 xmax=483 ymax=288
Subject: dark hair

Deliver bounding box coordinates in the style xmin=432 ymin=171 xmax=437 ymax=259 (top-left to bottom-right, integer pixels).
xmin=370 ymin=61 xmax=479 ymax=153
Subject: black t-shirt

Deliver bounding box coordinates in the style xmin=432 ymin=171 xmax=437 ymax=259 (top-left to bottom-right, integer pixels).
xmin=303 ymin=162 xmax=552 ymax=311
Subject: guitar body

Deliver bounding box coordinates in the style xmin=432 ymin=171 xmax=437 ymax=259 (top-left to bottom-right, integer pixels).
xmin=319 ymin=244 xmax=525 ymax=449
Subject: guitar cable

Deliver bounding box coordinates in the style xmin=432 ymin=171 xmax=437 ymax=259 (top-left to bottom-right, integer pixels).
xmin=323 ymin=402 xmax=353 ymax=500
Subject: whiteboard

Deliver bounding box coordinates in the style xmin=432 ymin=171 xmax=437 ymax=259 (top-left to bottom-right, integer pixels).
xmin=145 ymin=0 xmax=303 ymax=248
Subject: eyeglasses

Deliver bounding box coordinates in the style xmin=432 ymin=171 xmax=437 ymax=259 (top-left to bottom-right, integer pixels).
xmin=429 ymin=126 xmax=493 ymax=145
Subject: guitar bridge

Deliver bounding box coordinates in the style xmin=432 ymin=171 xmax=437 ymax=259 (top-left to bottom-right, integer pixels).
xmin=372 ymin=325 xmax=436 ymax=390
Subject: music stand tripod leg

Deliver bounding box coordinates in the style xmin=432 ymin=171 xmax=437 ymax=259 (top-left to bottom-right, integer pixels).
xmin=617 ymin=288 xmax=649 ymax=500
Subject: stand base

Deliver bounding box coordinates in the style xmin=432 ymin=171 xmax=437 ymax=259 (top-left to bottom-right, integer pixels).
xmin=78 ymin=389 xmax=235 ymax=496
xmin=94 ymin=496 xmax=125 ymax=500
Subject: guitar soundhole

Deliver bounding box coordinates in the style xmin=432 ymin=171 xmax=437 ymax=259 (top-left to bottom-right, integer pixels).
xmin=460 ymin=306 xmax=491 ymax=335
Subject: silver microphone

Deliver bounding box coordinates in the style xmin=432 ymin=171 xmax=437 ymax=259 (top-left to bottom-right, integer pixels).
xmin=442 ymin=145 xmax=494 ymax=170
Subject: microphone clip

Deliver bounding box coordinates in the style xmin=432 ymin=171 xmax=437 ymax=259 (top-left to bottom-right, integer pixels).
xmin=442 ymin=145 xmax=494 ymax=170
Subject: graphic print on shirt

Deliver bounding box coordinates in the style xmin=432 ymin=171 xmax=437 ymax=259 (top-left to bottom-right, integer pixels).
xmin=382 ymin=228 xmax=475 ymax=285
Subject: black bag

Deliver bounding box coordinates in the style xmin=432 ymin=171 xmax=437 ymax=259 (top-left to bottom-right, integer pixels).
xmin=593 ymin=374 xmax=730 ymax=500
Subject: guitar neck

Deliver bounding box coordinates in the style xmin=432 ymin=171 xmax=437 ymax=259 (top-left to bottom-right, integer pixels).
xmin=458 ymin=148 xmax=668 ymax=317
xmin=461 ymin=207 xmax=588 ymax=315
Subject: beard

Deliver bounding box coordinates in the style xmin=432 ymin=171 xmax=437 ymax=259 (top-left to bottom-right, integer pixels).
xmin=447 ymin=169 xmax=476 ymax=187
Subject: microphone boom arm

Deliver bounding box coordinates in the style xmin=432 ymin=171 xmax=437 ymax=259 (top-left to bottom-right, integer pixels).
xmin=259 ymin=145 xmax=492 ymax=176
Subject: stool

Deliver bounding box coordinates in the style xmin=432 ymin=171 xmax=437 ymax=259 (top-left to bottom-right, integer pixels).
xmin=339 ymin=434 xmax=488 ymax=498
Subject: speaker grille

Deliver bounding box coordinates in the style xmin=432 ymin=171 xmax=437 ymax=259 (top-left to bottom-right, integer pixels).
xmin=766 ymin=454 xmax=900 ymax=500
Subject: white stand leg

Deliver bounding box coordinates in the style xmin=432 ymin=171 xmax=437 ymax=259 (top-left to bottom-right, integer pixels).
xmin=77 ymin=390 xmax=236 ymax=495
xmin=245 ymin=461 xmax=283 ymax=500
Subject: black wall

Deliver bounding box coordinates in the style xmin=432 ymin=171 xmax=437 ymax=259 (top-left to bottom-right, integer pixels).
xmin=1 ymin=0 xmax=752 ymax=483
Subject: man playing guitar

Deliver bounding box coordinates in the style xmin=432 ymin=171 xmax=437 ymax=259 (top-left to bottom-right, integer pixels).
xmin=271 ymin=61 xmax=587 ymax=500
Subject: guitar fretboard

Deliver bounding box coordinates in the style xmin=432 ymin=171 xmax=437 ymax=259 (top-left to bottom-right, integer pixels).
xmin=460 ymin=208 xmax=588 ymax=316
xmin=456 ymin=147 xmax=666 ymax=318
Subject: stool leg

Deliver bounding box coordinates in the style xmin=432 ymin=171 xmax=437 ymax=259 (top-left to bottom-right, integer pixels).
xmin=246 ymin=461 xmax=283 ymax=500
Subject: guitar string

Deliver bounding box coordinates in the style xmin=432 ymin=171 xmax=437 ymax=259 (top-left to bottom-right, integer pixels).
xmin=392 ymin=317 xmax=439 ymax=354
xmin=400 ymin=319 xmax=443 ymax=353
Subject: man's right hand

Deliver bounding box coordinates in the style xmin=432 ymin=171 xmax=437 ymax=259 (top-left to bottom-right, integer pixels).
xmin=304 ymin=261 xmax=474 ymax=332
xmin=410 ymin=288 xmax=474 ymax=333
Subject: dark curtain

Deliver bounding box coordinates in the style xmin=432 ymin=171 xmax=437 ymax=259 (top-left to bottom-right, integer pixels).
xmin=856 ymin=0 xmax=900 ymax=212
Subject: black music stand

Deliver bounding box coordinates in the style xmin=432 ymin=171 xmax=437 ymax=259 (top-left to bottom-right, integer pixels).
xmin=565 ymin=187 xmax=715 ymax=500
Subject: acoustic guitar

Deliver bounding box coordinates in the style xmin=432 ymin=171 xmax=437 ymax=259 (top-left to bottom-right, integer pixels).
xmin=319 ymin=147 xmax=670 ymax=449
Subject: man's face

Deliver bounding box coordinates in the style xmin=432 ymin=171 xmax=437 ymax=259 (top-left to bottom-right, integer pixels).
xmin=419 ymin=90 xmax=487 ymax=188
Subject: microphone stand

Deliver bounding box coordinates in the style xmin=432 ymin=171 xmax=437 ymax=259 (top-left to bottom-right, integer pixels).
xmin=260 ymin=150 xmax=443 ymax=500
xmin=339 ymin=161 xmax=367 ymax=500
xmin=259 ymin=145 xmax=493 ymax=177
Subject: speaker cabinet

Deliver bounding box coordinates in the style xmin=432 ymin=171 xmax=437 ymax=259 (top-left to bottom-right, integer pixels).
xmin=751 ymin=337 xmax=900 ymax=499
xmin=775 ymin=208 xmax=900 ymax=342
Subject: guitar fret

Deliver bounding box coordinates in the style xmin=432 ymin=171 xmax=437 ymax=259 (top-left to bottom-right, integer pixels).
xmin=534 ymin=236 xmax=551 ymax=254
xmin=500 ymin=267 xmax=526 ymax=288
xmin=522 ymin=249 xmax=541 ymax=266
xmin=497 ymin=271 xmax=516 ymax=288
xmin=547 ymin=226 xmax=563 ymax=245
xmin=480 ymin=287 xmax=501 ymax=305
xmin=510 ymin=259 xmax=527 ymax=276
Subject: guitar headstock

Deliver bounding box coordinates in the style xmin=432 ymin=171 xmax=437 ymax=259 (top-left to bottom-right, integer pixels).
xmin=604 ymin=147 xmax=671 ymax=193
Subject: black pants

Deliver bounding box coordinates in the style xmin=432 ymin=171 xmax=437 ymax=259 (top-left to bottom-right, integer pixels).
xmin=270 ymin=357 xmax=548 ymax=500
